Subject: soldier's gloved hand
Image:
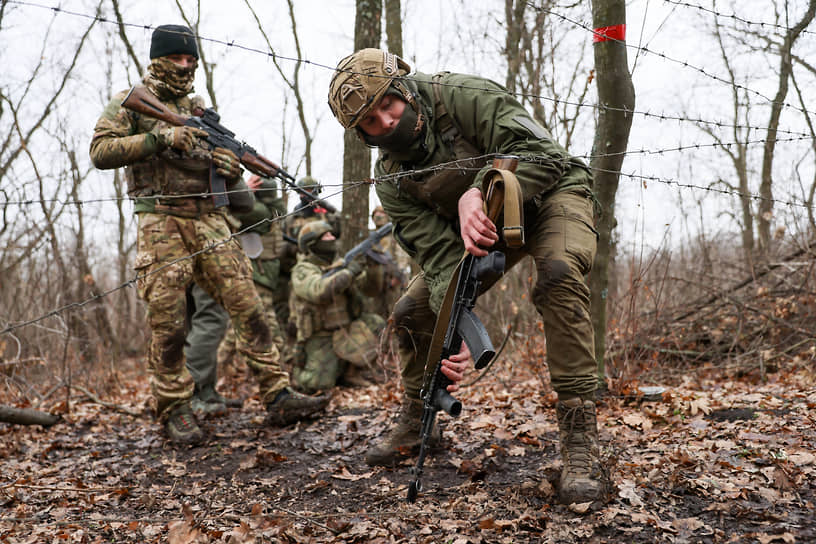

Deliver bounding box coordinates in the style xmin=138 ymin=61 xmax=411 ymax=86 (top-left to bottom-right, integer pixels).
xmin=156 ymin=125 xmax=208 ymax=153
xmin=212 ymin=147 xmax=244 ymax=183
xmin=346 ymin=259 xmax=364 ymax=277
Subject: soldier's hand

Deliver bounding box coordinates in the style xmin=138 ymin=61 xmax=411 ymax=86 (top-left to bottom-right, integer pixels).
xmin=212 ymin=147 xmax=244 ymax=181
xmin=458 ymin=187 xmax=497 ymax=257
xmin=441 ymin=341 xmax=472 ymax=392
xmin=346 ymin=259 xmax=364 ymax=277
xmin=157 ymin=125 xmax=208 ymax=152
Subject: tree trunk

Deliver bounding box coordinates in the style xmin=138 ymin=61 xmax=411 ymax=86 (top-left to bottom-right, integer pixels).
xmin=342 ymin=0 xmax=382 ymax=252
xmin=384 ymin=0 xmax=402 ymax=57
xmin=757 ymin=0 xmax=816 ymax=254
xmin=588 ymin=0 xmax=635 ymax=386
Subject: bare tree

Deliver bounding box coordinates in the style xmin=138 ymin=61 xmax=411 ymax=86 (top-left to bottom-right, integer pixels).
xmin=384 ymin=0 xmax=403 ymax=57
xmin=757 ymin=0 xmax=816 ymax=254
xmin=341 ymin=0 xmax=383 ymax=251
xmin=588 ymin=0 xmax=635 ymax=385
xmin=244 ymin=0 xmax=314 ymax=180
xmin=503 ymin=1 xmax=594 ymax=148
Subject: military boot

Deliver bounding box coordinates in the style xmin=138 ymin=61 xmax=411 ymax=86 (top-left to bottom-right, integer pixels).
xmin=365 ymin=397 xmax=441 ymax=467
xmin=265 ymin=387 xmax=329 ymax=426
xmin=191 ymin=384 xmax=228 ymax=418
xmin=165 ymin=403 xmax=204 ymax=445
xmin=556 ymin=397 xmax=604 ymax=504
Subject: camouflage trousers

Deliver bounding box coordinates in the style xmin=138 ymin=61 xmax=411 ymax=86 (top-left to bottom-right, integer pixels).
xmin=394 ymin=187 xmax=598 ymax=400
xmin=217 ymin=282 xmax=286 ymax=370
xmin=134 ymin=211 xmax=289 ymax=419
xmin=291 ymin=313 xmax=385 ymax=392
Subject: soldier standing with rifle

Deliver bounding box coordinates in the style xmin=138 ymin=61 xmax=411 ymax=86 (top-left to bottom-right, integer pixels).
xmin=328 ymin=49 xmax=604 ymax=504
xmin=89 ymin=24 xmax=328 ymax=445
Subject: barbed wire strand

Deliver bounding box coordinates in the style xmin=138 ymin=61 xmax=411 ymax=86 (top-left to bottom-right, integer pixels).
xmin=663 ymin=0 xmax=816 ymax=37
xmin=5 ymin=0 xmax=813 ymax=138
xmin=526 ymin=1 xmax=813 ymax=116
xmin=3 ymin=148 xmax=814 ymax=337
xmin=4 ymin=139 xmax=814 ymax=211
xmin=0 ymin=182 xmax=362 ymax=336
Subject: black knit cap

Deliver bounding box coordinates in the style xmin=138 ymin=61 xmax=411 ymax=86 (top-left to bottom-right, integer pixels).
xmin=150 ymin=24 xmax=199 ymax=60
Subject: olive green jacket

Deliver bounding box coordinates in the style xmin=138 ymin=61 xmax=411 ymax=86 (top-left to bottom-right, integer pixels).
xmin=374 ymin=71 xmax=592 ymax=312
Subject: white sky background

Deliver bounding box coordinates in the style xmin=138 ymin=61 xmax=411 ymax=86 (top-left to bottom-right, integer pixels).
xmin=2 ymin=0 xmax=815 ymax=266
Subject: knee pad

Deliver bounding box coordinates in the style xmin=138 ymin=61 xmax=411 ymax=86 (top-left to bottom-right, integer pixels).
xmin=532 ymin=258 xmax=571 ymax=307
xmin=392 ymin=293 xmax=417 ymax=330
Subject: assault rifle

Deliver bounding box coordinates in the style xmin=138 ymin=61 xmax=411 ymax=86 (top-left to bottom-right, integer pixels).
xmin=121 ymin=85 xmax=335 ymax=212
xmin=324 ymin=222 xmax=394 ymax=276
xmin=406 ymin=250 xmax=505 ymax=503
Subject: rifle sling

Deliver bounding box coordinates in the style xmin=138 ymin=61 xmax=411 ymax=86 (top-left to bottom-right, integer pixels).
xmin=420 ymin=174 xmax=518 ymax=390
xmin=481 ymin=167 xmax=524 ymax=248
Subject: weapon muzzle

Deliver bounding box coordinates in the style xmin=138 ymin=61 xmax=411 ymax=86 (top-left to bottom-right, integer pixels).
xmin=432 ymin=388 xmax=462 ymax=417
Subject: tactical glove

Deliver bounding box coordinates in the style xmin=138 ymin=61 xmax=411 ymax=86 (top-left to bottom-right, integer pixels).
xmin=346 ymin=259 xmax=363 ymax=277
xmin=156 ymin=125 xmax=208 ymax=153
xmin=212 ymin=147 xmax=244 ymax=183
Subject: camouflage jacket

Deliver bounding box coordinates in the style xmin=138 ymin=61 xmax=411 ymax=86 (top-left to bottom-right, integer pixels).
xmin=288 ymin=254 xmax=380 ymax=342
xmin=89 ymin=86 xmax=211 ymax=215
xmin=374 ymin=71 xmax=593 ymax=312
xmin=232 ymin=177 xmax=286 ymax=289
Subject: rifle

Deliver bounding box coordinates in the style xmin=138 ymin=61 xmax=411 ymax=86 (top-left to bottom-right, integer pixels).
xmin=323 ymin=222 xmax=394 ymax=276
xmin=121 ymin=85 xmax=336 ymax=212
xmin=406 ymin=250 xmax=505 ymax=503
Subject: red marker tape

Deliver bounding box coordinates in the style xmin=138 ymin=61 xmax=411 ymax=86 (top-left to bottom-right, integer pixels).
xmin=593 ymin=24 xmax=626 ymax=43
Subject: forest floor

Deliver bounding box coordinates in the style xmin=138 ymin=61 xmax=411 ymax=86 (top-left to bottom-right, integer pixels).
xmin=1 ymin=351 xmax=814 ymax=543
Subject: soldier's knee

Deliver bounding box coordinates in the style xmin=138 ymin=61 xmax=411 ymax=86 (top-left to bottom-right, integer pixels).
xmin=532 ymin=258 xmax=571 ymax=306
xmin=392 ymin=293 xmax=416 ymax=329
xmin=159 ymin=327 xmax=186 ymax=368
xmin=245 ymin=310 xmax=271 ymax=348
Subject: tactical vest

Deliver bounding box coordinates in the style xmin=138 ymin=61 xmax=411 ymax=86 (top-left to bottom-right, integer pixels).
xmin=289 ymin=258 xmax=354 ymax=343
xmin=124 ymin=94 xmax=211 ymax=205
xmin=381 ymin=73 xmax=490 ymax=220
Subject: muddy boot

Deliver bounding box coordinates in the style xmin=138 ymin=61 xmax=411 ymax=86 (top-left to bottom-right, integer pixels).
xmin=556 ymin=397 xmax=604 ymax=504
xmin=165 ymin=403 xmax=204 ymax=445
xmin=365 ymin=397 xmax=440 ymax=467
xmin=191 ymin=385 xmax=228 ymax=418
xmin=265 ymin=387 xmax=329 ymax=426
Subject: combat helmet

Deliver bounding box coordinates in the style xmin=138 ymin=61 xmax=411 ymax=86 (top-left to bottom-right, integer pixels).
xmin=297 ymin=220 xmax=333 ymax=253
xmin=296 ymin=176 xmax=322 ymax=196
xmin=327 ymin=48 xmax=417 ymax=130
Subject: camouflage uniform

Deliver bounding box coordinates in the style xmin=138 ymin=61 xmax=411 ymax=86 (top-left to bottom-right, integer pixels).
xmin=89 ymin=69 xmax=289 ymax=420
xmin=365 ymin=206 xmax=408 ymax=320
xmin=289 ymin=224 xmax=385 ymax=392
xmin=217 ymin=177 xmax=289 ymax=368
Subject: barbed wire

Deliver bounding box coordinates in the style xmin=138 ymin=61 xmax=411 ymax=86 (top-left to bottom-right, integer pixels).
xmin=526 ymin=2 xmax=813 ymax=116
xmin=0 ymin=182 xmax=360 ymax=337
xmin=5 ymin=0 xmax=813 ymax=139
xmin=3 ymin=136 xmax=815 ymax=210
xmin=663 ymin=0 xmax=816 ymax=37
xmin=4 ymin=147 xmax=814 ymax=337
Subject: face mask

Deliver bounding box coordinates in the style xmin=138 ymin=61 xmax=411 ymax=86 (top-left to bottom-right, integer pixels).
xmin=363 ymin=103 xmax=422 ymax=151
xmin=311 ymin=240 xmax=337 ymax=263
xmin=145 ymin=57 xmax=197 ymax=99
xmin=373 ymin=215 xmax=388 ymax=227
